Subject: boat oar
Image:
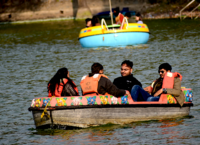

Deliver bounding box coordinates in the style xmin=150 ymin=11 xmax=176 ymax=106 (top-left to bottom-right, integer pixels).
xmin=41 ymin=96 xmax=54 ymax=119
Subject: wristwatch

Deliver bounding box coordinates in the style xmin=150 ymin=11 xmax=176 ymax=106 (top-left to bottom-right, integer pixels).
xmin=163 ymin=88 xmax=167 ymax=94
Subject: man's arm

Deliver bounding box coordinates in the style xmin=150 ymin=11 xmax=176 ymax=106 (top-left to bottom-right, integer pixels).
xmin=165 ymin=78 xmax=181 ymax=96
xmin=99 ymin=77 xmax=126 ymax=97
xmin=113 ymin=77 xmax=126 ymax=90
xmin=144 ymin=81 xmax=155 ymax=93
xmin=153 ymin=78 xmax=181 ymax=97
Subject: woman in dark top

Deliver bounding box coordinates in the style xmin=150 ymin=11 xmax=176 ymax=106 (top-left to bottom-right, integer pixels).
xmin=47 ymin=67 xmax=79 ymax=97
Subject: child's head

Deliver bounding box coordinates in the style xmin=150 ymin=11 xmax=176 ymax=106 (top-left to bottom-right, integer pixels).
xmin=125 ymin=12 xmax=131 ymax=19
xmin=135 ymin=12 xmax=142 ymax=21
xmin=85 ymin=18 xmax=92 ymax=27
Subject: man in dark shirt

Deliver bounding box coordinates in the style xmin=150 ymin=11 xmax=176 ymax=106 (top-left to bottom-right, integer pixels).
xmin=113 ymin=60 xmax=142 ymax=93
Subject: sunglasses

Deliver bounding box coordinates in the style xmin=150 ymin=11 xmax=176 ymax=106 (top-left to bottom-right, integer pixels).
xmin=159 ymin=71 xmax=165 ymax=74
xmin=121 ymin=69 xmax=130 ymax=71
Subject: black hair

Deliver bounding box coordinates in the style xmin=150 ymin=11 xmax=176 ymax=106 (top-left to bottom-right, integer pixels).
xmin=113 ymin=7 xmax=120 ymax=17
xmin=158 ymin=63 xmax=172 ymax=72
xmin=136 ymin=12 xmax=141 ymax=17
xmin=91 ymin=63 xmax=103 ymax=73
xmin=121 ymin=60 xmax=133 ymax=68
xmin=136 ymin=12 xmax=142 ymax=20
xmin=47 ymin=67 xmax=76 ymax=95
xmin=85 ymin=18 xmax=92 ymax=24
xmin=91 ymin=16 xmax=99 ymax=26
xmin=125 ymin=12 xmax=131 ymax=18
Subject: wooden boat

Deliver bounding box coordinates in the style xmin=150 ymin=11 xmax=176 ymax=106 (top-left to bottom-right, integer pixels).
xmin=28 ymin=88 xmax=193 ymax=129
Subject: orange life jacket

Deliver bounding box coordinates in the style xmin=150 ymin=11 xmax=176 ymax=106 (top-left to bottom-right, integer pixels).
xmin=162 ymin=72 xmax=182 ymax=89
xmin=115 ymin=13 xmax=124 ymax=24
xmin=80 ymin=74 xmax=111 ymax=96
xmin=159 ymin=72 xmax=182 ymax=102
xmin=48 ymin=78 xmax=79 ymax=97
xmin=147 ymin=72 xmax=182 ymax=94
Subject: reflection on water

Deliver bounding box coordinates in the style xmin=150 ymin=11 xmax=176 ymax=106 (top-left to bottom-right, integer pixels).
xmin=0 ymin=19 xmax=200 ymax=144
xmin=31 ymin=118 xmax=194 ymax=144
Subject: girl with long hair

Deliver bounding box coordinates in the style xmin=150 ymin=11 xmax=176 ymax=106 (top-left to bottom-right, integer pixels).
xmin=47 ymin=67 xmax=79 ymax=97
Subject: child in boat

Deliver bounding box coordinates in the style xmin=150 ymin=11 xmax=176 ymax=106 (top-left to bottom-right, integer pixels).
xmin=47 ymin=67 xmax=79 ymax=97
xmin=113 ymin=7 xmax=124 ymax=24
xmin=92 ymin=16 xmax=100 ymax=26
xmin=124 ymin=12 xmax=136 ymax=23
xmin=135 ymin=12 xmax=143 ymax=24
xmin=85 ymin=18 xmax=92 ymax=28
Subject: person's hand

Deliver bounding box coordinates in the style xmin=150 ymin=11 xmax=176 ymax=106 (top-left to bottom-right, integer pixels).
xmin=143 ymin=87 xmax=149 ymax=92
xmin=153 ymin=88 xmax=163 ymax=97
xmin=125 ymin=90 xmax=131 ymax=97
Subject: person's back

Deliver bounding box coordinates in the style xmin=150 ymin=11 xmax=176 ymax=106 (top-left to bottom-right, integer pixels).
xmin=80 ymin=62 xmax=130 ymax=97
xmin=61 ymin=79 xmax=79 ymax=96
xmin=124 ymin=12 xmax=136 ymax=23
xmin=48 ymin=67 xmax=79 ymax=97
xmin=92 ymin=16 xmax=100 ymax=26
xmin=113 ymin=60 xmax=142 ymax=93
xmin=128 ymin=18 xmax=136 ymax=23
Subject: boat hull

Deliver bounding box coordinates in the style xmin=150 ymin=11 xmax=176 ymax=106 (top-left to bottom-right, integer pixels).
xmin=31 ymin=104 xmax=192 ymax=128
xmin=79 ymin=32 xmax=149 ymax=48
xmin=29 ymin=89 xmax=193 ymax=129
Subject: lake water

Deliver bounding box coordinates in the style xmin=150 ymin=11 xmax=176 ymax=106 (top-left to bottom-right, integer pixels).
xmin=0 ymin=19 xmax=200 ymax=144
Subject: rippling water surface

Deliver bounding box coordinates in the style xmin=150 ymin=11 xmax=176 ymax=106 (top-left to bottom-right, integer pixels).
xmin=0 ymin=19 xmax=200 ymax=144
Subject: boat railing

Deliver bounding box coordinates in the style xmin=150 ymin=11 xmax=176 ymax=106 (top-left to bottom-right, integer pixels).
xmin=121 ymin=17 xmax=129 ymax=29
xmin=179 ymin=0 xmax=197 ymax=20
xmin=101 ymin=18 xmax=129 ymax=30
xmin=101 ymin=18 xmax=108 ymax=30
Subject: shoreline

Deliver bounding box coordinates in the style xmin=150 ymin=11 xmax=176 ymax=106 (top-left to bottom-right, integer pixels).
xmin=0 ymin=17 xmax=76 ymax=25
xmin=1 ymin=12 xmax=199 ymax=25
xmin=1 ymin=0 xmax=199 ymax=24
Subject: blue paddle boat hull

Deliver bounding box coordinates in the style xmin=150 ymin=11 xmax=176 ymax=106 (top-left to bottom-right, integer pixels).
xmin=79 ymin=32 xmax=149 ymax=48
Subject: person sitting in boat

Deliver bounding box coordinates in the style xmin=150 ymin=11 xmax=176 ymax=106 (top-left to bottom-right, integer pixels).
xmin=113 ymin=60 xmax=142 ymax=94
xmin=113 ymin=7 xmax=124 ymax=24
xmin=124 ymin=12 xmax=136 ymax=23
xmin=135 ymin=12 xmax=143 ymax=24
xmin=80 ymin=62 xmax=130 ymax=97
xmin=85 ymin=18 xmax=92 ymax=28
xmin=48 ymin=67 xmax=79 ymax=97
xmin=92 ymin=16 xmax=100 ymax=26
xmin=131 ymin=63 xmax=185 ymax=106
